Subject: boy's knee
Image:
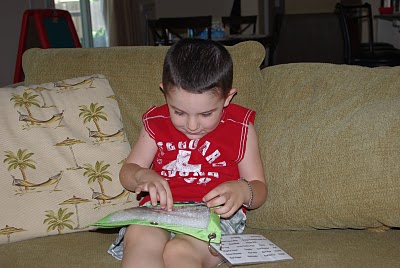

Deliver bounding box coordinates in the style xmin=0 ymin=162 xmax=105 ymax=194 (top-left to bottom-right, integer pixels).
xmin=123 ymin=225 xmax=166 ymax=247
xmin=122 ymin=225 xmax=140 ymax=249
xmin=163 ymin=238 xmax=196 ymax=263
xmin=124 ymin=225 xmax=141 ymax=239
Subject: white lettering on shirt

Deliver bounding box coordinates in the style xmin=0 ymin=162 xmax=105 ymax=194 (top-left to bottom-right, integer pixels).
xmin=157 ymin=142 xmax=165 ymax=157
xmin=205 ymin=150 xmax=221 ymax=164
xmin=198 ymin=141 xmax=210 ymax=156
xmin=188 ymin=139 xmax=199 ymax=150
xmin=166 ymin=142 xmax=176 ymax=151
xmin=178 ymin=141 xmax=187 ymax=149
xmin=198 ymin=177 xmax=211 ymax=184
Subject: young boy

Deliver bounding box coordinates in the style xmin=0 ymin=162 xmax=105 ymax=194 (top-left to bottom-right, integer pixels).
xmin=109 ymin=38 xmax=267 ymax=268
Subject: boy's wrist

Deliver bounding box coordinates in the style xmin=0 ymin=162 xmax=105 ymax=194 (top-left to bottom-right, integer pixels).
xmin=239 ymin=177 xmax=253 ymax=209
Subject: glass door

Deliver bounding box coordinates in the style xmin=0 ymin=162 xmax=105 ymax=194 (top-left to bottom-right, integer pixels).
xmin=54 ymin=0 xmax=108 ymax=47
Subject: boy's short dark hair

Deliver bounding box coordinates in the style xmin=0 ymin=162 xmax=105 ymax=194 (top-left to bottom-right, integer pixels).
xmin=162 ymin=38 xmax=233 ymax=98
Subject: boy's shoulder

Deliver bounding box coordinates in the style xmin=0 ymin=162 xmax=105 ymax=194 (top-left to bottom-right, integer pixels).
xmin=226 ymin=104 xmax=254 ymax=113
xmin=223 ymin=104 xmax=255 ymax=125
xmin=142 ymin=104 xmax=169 ymax=119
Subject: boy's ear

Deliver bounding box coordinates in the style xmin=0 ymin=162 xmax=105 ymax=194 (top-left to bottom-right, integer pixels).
xmin=224 ymin=88 xmax=237 ymax=107
xmin=159 ymin=82 xmax=165 ymax=95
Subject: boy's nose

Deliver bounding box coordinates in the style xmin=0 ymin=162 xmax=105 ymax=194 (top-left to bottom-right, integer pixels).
xmin=186 ymin=117 xmax=200 ymax=131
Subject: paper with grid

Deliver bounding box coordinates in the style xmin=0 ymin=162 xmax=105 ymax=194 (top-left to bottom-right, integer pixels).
xmin=211 ymin=234 xmax=292 ymax=266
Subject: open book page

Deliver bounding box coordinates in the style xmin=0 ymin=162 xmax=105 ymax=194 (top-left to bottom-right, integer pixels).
xmin=210 ymin=234 xmax=292 ymax=266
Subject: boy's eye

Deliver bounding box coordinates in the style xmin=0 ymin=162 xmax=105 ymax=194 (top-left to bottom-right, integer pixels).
xmin=201 ymin=112 xmax=212 ymax=117
xmin=174 ymin=110 xmax=185 ymax=116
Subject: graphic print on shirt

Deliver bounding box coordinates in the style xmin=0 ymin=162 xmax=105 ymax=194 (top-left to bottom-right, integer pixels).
xmin=158 ymin=139 xmax=226 ymax=185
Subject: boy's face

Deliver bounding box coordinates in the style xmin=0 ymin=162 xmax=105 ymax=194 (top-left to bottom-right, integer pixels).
xmin=163 ymin=86 xmax=236 ymax=140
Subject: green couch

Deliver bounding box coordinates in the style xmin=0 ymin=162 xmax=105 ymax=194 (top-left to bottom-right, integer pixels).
xmin=1 ymin=41 xmax=399 ymax=268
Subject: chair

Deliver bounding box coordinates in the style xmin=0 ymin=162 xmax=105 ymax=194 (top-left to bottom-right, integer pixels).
xmin=221 ymin=15 xmax=257 ymax=35
xmin=336 ymin=3 xmax=395 ymax=52
xmin=147 ymin=16 xmax=212 ymax=46
xmin=336 ymin=3 xmax=400 ymax=67
xmin=147 ymin=19 xmax=165 ymax=46
xmin=14 ymin=9 xmax=81 ymax=83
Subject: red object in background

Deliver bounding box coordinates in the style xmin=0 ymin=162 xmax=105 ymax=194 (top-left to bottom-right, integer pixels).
xmin=379 ymin=6 xmax=394 ymax=14
xmin=14 ymin=9 xmax=81 ymax=83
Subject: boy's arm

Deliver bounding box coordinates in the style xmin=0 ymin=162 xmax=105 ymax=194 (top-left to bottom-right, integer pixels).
xmin=203 ymin=123 xmax=267 ymax=217
xmin=120 ymin=127 xmax=173 ymax=210
xmin=237 ymin=122 xmax=267 ymax=209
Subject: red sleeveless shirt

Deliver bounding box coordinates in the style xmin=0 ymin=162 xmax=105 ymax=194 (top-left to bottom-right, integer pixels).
xmin=140 ymin=103 xmax=255 ymax=205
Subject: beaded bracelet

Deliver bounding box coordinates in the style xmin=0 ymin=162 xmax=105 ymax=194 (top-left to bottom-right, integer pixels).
xmin=239 ymin=177 xmax=253 ymax=209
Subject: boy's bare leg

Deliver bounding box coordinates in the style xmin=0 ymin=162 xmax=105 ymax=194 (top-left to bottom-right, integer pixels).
xmin=121 ymin=225 xmax=170 ymax=268
xmin=163 ymin=234 xmax=224 ymax=268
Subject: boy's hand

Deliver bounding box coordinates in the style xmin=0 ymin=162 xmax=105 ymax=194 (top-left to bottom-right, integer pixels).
xmin=202 ymin=180 xmax=249 ymax=218
xmin=135 ymin=169 xmax=174 ymax=211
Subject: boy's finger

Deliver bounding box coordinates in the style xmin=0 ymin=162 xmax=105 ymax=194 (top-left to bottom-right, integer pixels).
xmin=156 ymin=185 xmax=168 ymax=209
xmin=166 ymin=190 xmax=174 ymax=211
xmin=205 ymin=195 xmax=225 ymax=208
xmin=158 ymin=180 xmax=173 ymax=211
xmin=148 ymin=185 xmax=159 ymax=206
xmin=215 ymin=205 xmax=237 ymax=218
xmin=134 ymin=185 xmax=142 ymax=195
xmin=202 ymin=191 xmax=214 ymax=203
xmin=202 ymin=187 xmax=221 ymax=203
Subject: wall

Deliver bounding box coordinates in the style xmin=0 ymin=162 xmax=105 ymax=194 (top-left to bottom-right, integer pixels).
xmin=0 ymin=0 xmax=49 ymax=87
xmin=151 ymin=0 xmax=346 ymax=18
xmin=155 ymin=0 xmax=258 ymax=20
xmin=285 ymin=0 xmax=339 ymax=14
xmin=155 ymin=0 xmax=235 ymax=18
xmin=281 ymin=0 xmax=398 ymax=49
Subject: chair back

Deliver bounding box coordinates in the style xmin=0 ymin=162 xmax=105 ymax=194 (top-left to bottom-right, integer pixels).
xmin=14 ymin=9 xmax=81 ymax=83
xmin=148 ymin=16 xmax=212 ymax=45
xmin=147 ymin=19 xmax=164 ymax=46
xmin=335 ymin=3 xmax=374 ymax=64
xmin=221 ymin=16 xmax=257 ymax=35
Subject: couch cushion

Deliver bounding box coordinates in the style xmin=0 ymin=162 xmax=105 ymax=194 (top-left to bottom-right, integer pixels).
xmin=0 ymin=75 xmax=135 ymax=244
xmin=22 ymin=41 xmax=266 ymax=146
xmin=1 ymin=228 xmax=399 ymax=267
xmin=248 ymin=63 xmax=400 ymax=230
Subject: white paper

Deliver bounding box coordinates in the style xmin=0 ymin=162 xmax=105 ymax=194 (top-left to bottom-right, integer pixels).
xmin=210 ymin=234 xmax=293 ymax=266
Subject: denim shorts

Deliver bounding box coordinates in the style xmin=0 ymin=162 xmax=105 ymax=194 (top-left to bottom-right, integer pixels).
xmin=107 ymin=208 xmax=247 ymax=260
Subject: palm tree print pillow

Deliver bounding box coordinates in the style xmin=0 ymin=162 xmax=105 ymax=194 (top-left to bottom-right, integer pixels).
xmin=0 ymin=74 xmax=136 ymax=244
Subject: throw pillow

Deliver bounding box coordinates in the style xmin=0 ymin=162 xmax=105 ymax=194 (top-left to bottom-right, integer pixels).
xmin=0 ymin=75 xmax=136 ymax=244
